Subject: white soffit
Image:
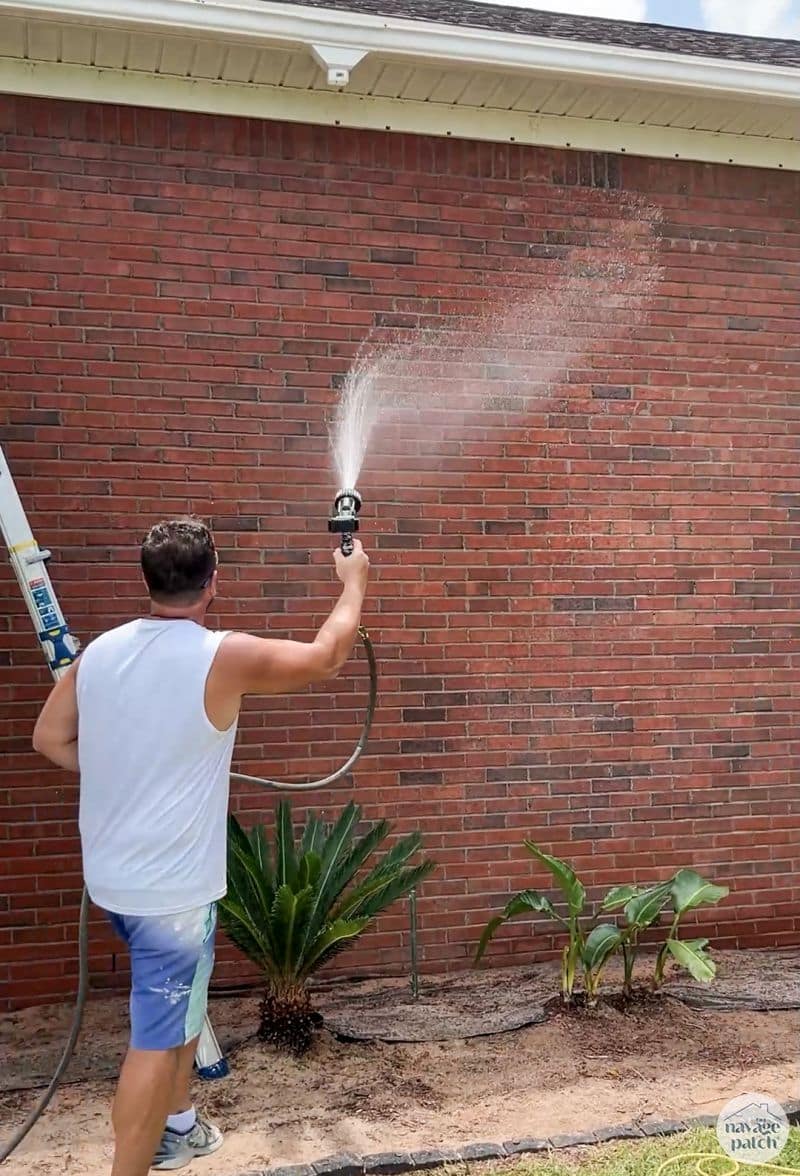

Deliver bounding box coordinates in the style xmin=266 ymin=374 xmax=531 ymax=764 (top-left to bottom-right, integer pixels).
xmin=0 ymin=0 xmax=798 ymax=170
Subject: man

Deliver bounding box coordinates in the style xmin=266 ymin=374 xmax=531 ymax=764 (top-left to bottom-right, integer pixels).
xmin=32 ymin=518 xmax=370 ymax=1175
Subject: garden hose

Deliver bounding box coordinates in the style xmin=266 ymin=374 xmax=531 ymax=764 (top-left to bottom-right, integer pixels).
xmin=0 ymin=889 xmax=91 ymax=1165
xmin=656 ymin=1154 xmax=798 ymax=1176
xmin=0 ymin=625 xmax=378 ymax=1164
xmin=230 ymin=626 xmax=377 ymax=792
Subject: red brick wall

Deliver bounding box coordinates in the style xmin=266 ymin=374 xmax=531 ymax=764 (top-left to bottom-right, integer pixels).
xmin=2 ymin=96 xmax=799 ymax=1009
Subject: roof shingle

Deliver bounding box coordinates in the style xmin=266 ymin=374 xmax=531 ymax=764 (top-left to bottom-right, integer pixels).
xmin=270 ymin=0 xmax=800 ymax=69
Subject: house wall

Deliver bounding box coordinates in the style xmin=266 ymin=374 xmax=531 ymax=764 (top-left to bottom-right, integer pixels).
xmin=1 ymin=95 xmax=799 ymax=1008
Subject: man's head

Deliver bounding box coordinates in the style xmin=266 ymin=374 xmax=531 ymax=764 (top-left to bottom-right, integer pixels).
xmin=141 ymin=518 xmax=218 ymax=610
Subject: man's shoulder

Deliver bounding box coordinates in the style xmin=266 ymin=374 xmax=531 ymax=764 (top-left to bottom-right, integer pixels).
xmin=79 ymin=619 xmax=142 ymax=659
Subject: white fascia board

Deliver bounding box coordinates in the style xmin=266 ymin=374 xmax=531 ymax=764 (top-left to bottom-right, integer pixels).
xmin=2 ymin=58 xmax=798 ymax=171
xmin=2 ymin=0 xmax=800 ymax=104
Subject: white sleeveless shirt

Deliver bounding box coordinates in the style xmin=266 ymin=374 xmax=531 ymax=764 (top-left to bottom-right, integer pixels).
xmin=76 ymin=618 xmax=238 ymax=916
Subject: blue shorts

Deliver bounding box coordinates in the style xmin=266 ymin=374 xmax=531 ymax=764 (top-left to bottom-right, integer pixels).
xmin=107 ymin=904 xmax=217 ymax=1051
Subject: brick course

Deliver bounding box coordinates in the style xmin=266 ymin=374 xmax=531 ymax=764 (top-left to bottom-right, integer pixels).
xmin=1 ymin=97 xmax=799 ymax=1008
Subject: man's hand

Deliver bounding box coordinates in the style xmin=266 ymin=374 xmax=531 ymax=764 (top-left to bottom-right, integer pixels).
xmin=32 ymin=663 xmax=80 ymax=773
xmin=334 ymin=539 xmax=369 ymax=593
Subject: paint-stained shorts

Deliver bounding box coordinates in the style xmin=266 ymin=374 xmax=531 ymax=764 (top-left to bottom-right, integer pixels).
xmin=107 ymin=904 xmax=216 ymax=1051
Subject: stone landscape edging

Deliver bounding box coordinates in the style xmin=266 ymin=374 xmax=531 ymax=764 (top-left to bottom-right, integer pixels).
xmin=233 ymin=1101 xmax=800 ymax=1176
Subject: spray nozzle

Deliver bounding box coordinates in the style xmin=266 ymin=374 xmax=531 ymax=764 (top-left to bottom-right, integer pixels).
xmin=328 ymin=488 xmax=362 ymax=555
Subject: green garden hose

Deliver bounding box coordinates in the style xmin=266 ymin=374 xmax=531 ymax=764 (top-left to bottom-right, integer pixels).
xmin=0 ymin=627 xmax=378 ymax=1164
xmin=656 ymin=1152 xmax=798 ymax=1176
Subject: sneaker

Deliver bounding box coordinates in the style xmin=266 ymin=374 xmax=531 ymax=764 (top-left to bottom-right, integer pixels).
xmin=152 ymin=1115 xmax=223 ymax=1170
xmin=182 ymin=1115 xmax=224 ymax=1157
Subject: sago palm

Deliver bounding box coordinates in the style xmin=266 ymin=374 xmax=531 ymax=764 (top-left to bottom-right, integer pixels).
xmin=218 ymin=801 xmax=435 ymax=1054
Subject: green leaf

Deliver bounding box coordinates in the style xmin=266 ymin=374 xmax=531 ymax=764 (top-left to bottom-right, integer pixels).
xmin=298 ymin=917 xmax=370 ymax=980
xmin=297 ymin=851 xmax=322 ymax=891
xmin=670 ymin=870 xmax=729 ymax=916
xmin=300 ymin=802 xmax=360 ymax=944
xmin=475 ymin=916 xmax=506 ymax=965
xmin=523 ymin=842 xmax=586 ymax=916
xmin=581 ymin=924 xmax=623 ymax=970
xmin=217 ymin=895 xmax=276 ymax=978
xmin=323 ymin=820 xmax=394 ymax=916
xmin=624 ymin=882 xmax=673 ymax=930
xmin=275 ymin=802 xmax=298 ymax=889
xmin=474 ymin=890 xmax=557 ymax=965
xmin=666 ymin=937 xmax=716 ymax=983
xmin=300 ymin=813 xmax=326 ymax=860
xmin=601 ymin=884 xmax=640 ymax=912
xmin=336 ymin=861 xmax=435 ymax=923
xmin=269 ymin=884 xmax=316 ymax=978
xmin=226 ymin=815 xmax=275 ymax=927
xmin=503 ymin=889 xmax=559 ymax=922
xmin=248 ymin=823 xmax=273 ymax=891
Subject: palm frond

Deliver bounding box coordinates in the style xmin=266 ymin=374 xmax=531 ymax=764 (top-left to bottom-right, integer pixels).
xmin=335 ymin=861 xmax=435 ymax=922
xmin=306 ymin=819 xmax=391 ymax=936
xmin=227 ymin=814 xmax=274 ymax=914
xmin=297 ymin=917 xmax=371 ymax=981
xmin=298 ymin=802 xmax=360 ymax=952
xmin=331 ymin=832 xmax=424 ymax=919
xmin=269 ymin=884 xmax=315 ymax=979
xmin=248 ymin=823 xmax=273 ymax=892
xmin=217 ymin=895 xmax=278 ymax=979
xmin=275 ymin=801 xmax=298 ymax=888
xmin=300 ymin=813 xmax=326 ymax=859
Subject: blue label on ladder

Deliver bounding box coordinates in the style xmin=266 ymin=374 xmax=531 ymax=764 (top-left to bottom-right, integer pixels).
xmin=30 ymin=578 xmax=60 ymax=631
xmin=38 ymin=624 xmax=78 ymax=671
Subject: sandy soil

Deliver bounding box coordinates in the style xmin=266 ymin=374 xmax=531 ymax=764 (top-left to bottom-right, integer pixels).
xmin=2 ymin=954 xmax=798 ymax=1176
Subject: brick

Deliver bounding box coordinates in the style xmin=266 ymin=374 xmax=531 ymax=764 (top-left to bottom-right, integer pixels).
xmin=711 ymin=745 xmax=751 ymax=759
xmin=592 ymin=385 xmax=631 ymax=400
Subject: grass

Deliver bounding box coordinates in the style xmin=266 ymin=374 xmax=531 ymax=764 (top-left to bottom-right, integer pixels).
xmin=479 ymin=1127 xmax=800 ymax=1176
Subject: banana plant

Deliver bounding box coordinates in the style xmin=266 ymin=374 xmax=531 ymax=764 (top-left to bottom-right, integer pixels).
xmin=653 ymin=868 xmax=729 ymax=988
xmin=580 ymin=923 xmax=623 ymax=1006
xmin=601 ymin=880 xmax=674 ymax=997
xmin=477 ymin=846 xmax=730 ymax=1006
xmin=476 ymin=841 xmax=588 ymax=1003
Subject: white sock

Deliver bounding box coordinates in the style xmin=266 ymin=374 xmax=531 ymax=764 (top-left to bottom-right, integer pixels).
xmin=167 ymin=1107 xmax=197 ymax=1135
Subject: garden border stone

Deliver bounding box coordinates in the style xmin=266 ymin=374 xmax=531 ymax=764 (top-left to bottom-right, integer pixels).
xmin=411 ymin=1148 xmax=464 ymax=1169
xmin=363 ymin=1153 xmax=417 ymax=1174
xmin=638 ymin=1120 xmax=689 ymax=1138
xmin=313 ymin=1155 xmax=364 ymax=1176
xmin=502 ymin=1137 xmax=550 ymax=1156
xmin=245 ymin=1106 xmax=800 ymax=1176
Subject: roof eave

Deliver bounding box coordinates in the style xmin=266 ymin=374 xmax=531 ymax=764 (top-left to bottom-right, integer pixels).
xmin=4 ymin=0 xmax=800 ymax=102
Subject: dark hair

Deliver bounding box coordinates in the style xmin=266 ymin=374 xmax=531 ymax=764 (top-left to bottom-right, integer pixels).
xmin=140 ymin=518 xmax=217 ymax=603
